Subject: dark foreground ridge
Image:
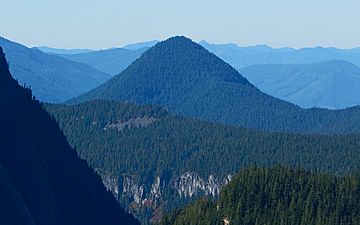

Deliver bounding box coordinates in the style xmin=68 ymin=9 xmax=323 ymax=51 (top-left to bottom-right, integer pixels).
xmin=0 ymin=47 xmax=140 ymax=225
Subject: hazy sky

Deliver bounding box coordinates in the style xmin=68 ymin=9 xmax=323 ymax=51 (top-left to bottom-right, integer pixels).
xmin=1 ymin=0 xmax=359 ymax=49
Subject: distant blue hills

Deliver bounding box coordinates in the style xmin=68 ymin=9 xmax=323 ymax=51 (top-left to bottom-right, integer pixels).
xmin=48 ymin=40 xmax=360 ymax=109
xmin=37 ymin=40 xmax=158 ymax=75
xmin=38 ymin=40 xmax=360 ymax=71
xmin=36 ymin=46 xmax=96 ymax=55
xmin=67 ymin=36 xmax=360 ymax=133
xmin=0 ymin=36 xmax=111 ymax=103
xmin=3 ymin=36 xmax=360 ymax=109
xmin=199 ymin=40 xmax=360 ymax=69
xmin=122 ymin=40 xmax=158 ymax=50
xmin=240 ymin=60 xmax=360 ymax=109
xmin=57 ymin=47 xmax=147 ymax=75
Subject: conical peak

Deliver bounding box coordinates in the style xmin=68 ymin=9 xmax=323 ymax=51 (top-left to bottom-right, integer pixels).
xmin=132 ymin=36 xmax=251 ymax=85
xmin=158 ymin=36 xmax=201 ymax=48
xmin=160 ymin=36 xmax=194 ymax=44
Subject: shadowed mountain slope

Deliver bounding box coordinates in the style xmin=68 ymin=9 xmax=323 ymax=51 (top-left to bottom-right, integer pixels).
xmin=0 ymin=47 xmax=139 ymax=225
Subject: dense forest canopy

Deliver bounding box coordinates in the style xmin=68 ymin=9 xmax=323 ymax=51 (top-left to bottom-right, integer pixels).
xmin=46 ymin=99 xmax=360 ymax=223
xmin=46 ymin=100 xmax=360 ymax=180
xmin=161 ymin=166 xmax=360 ymax=225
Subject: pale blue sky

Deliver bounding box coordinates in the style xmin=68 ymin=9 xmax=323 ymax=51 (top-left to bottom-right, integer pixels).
xmin=1 ymin=0 xmax=359 ymax=49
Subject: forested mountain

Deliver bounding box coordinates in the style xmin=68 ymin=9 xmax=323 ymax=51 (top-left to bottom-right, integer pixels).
xmin=162 ymin=166 xmax=360 ymax=225
xmin=240 ymin=60 xmax=360 ymax=109
xmin=0 ymin=48 xmax=139 ymax=225
xmin=68 ymin=36 xmax=360 ymax=134
xmin=0 ymin=36 xmax=111 ymax=103
xmin=46 ymin=100 xmax=360 ymax=224
xmin=59 ymin=47 xmax=147 ymax=75
xmin=199 ymin=40 xmax=360 ymax=69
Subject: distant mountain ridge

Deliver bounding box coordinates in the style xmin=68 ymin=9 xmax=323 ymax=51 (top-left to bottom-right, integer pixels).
xmin=42 ymin=40 xmax=360 ymax=75
xmin=38 ymin=41 xmax=158 ymax=75
xmin=123 ymin=40 xmax=158 ymax=50
xmin=50 ymin=39 xmax=360 ymax=109
xmin=58 ymin=47 xmax=147 ymax=75
xmin=240 ymin=60 xmax=360 ymax=109
xmin=0 ymin=36 xmax=111 ymax=103
xmin=68 ymin=36 xmax=360 ymax=133
xmin=7 ymin=35 xmax=360 ymax=108
xmin=0 ymin=47 xmax=139 ymax=225
xmin=200 ymin=40 xmax=360 ymax=69
xmin=36 ymin=46 xmax=95 ymax=55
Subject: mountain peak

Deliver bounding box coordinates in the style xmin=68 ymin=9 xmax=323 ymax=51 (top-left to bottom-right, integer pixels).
xmin=70 ymin=35 xmax=360 ymax=132
xmin=148 ymin=36 xmax=202 ymax=52
xmin=132 ymin=36 xmax=251 ymax=85
xmin=155 ymin=36 xmax=202 ymax=49
xmin=163 ymin=35 xmax=193 ymax=43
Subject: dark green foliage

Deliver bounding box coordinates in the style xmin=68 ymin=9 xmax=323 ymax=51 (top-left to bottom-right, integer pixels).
xmin=0 ymin=47 xmax=139 ymax=225
xmin=69 ymin=36 xmax=360 ymax=134
xmin=162 ymin=167 xmax=360 ymax=225
xmin=46 ymin=100 xmax=360 ymax=179
xmin=161 ymin=198 xmax=222 ymax=225
xmin=46 ymin=99 xmax=360 ymax=223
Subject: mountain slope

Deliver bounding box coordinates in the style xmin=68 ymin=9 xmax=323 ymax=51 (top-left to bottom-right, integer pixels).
xmin=0 ymin=47 xmax=139 ymax=225
xmin=69 ymin=36 xmax=360 ymax=133
xmin=59 ymin=47 xmax=147 ymax=75
xmin=200 ymin=40 xmax=360 ymax=69
xmin=240 ymin=60 xmax=360 ymax=109
xmin=162 ymin=167 xmax=360 ymax=225
xmin=46 ymin=100 xmax=360 ymax=223
xmin=0 ymin=36 xmax=111 ymax=103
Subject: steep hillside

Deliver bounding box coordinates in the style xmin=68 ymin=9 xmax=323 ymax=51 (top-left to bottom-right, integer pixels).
xmin=0 ymin=36 xmax=111 ymax=103
xmin=162 ymin=167 xmax=360 ymax=225
xmin=69 ymin=36 xmax=360 ymax=133
xmin=59 ymin=47 xmax=147 ymax=75
xmin=0 ymin=48 xmax=139 ymax=225
xmin=240 ymin=60 xmax=360 ymax=109
xmin=46 ymin=100 xmax=360 ymax=223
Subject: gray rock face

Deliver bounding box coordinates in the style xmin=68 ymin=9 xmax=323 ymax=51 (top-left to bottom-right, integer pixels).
xmin=174 ymin=172 xmax=232 ymax=197
xmin=102 ymin=175 xmax=120 ymax=198
xmin=122 ymin=175 xmax=145 ymax=204
xmin=103 ymin=116 xmax=157 ymax=132
xmin=102 ymin=172 xmax=231 ymax=209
